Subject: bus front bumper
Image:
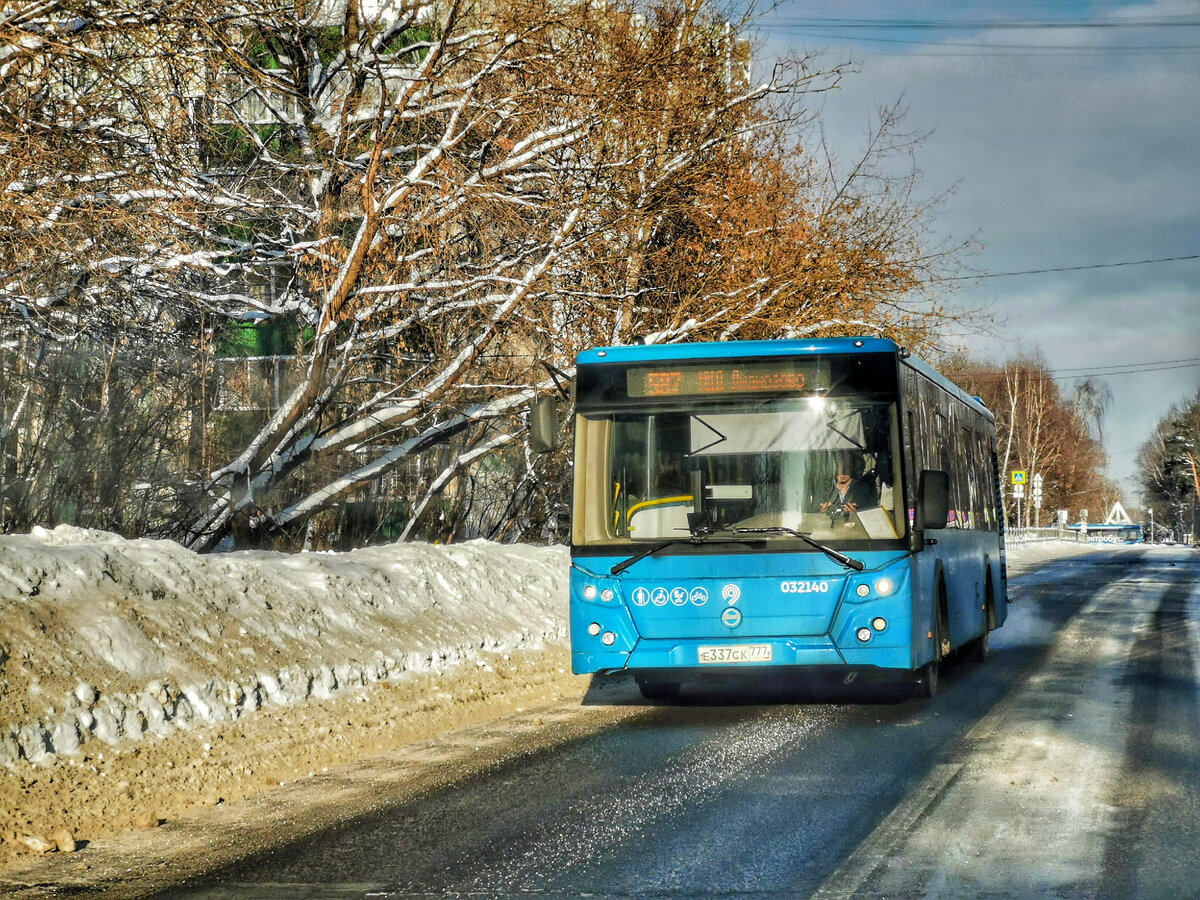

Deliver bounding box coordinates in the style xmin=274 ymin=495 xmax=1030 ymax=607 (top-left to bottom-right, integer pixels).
xmin=573 ymin=636 xmax=912 ymax=676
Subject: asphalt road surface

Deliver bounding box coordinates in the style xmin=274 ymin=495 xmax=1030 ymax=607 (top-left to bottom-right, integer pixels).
xmin=160 ymin=545 xmax=1200 ymax=898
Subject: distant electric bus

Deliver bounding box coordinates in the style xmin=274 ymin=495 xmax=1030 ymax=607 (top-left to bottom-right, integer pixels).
xmin=550 ymin=337 xmax=1008 ymax=699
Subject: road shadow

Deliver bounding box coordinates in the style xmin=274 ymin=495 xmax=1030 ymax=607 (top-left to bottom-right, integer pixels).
xmin=582 ymin=669 xmax=913 ymax=706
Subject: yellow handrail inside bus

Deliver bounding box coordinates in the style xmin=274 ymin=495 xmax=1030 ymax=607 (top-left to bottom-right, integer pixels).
xmin=626 ymin=495 xmax=694 ymax=520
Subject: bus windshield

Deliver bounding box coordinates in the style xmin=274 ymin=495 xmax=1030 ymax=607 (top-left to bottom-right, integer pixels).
xmin=574 ymin=397 xmax=906 ymax=547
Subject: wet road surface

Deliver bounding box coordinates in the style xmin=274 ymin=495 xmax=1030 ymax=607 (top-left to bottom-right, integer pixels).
xmin=165 ymin=545 xmax=1200 ymax=899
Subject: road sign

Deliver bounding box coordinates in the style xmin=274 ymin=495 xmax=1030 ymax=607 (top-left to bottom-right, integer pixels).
xmin=1012 ymin=484 xmax=1025 ymax=498
xmin=1012 ymin=470 xmax=1027 ymax=485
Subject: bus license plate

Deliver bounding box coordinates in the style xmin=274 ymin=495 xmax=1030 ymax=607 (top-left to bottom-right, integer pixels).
xmin=698 ymin=644 xmax=772 ymax=664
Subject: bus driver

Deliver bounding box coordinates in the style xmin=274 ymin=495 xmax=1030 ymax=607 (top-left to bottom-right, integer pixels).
xmin=819 ymin=452 xmax=878 ymax=520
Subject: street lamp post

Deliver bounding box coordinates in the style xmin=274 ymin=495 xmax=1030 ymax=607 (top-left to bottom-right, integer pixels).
xmin=1032 ymin=473 xmax=1043 ymax=529
xmin=1186 ymin=450 xmax=1199 ymax=546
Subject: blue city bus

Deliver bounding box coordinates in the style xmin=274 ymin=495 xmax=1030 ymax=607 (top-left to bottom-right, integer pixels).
xmin=560 ymin=337 xmax=1008 ymax=698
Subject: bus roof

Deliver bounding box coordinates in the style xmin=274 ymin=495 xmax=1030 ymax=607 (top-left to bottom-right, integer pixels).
xmin=576 ymin=336 xmax=899 ymax=365
xmin=576 ymin=337 xmax=992 ymax=421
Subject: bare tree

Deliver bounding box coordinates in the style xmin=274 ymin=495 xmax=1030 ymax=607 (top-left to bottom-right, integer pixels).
xmin=942 ymin=353 xmax=1115 ymax=525
xmin=1072 ymin=378 xmax=1112 ymax=441
xmin=2 ymin=0 xmax=975 ymax=549
xmin=1137 ymin=387 xmax=1200 ymax=540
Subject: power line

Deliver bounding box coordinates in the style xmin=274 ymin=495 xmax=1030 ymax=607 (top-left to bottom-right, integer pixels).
xmin=948 ymin=254 xmax=1200 ymax=279
xmin=954 ymin=359 xmax=1200 ymax=382
xmin=770 ymin=16 xmax=1200 ymax=30
xmin=780 ymin=31 xmax=1200 ymax=54
xmin=1049 ymin=356 xmax=1200 ymax=374
xmin=762 ymin=15 xmax=1200 ymax=54
xmin=1050 ymin=361 xmax=1200 ymax=379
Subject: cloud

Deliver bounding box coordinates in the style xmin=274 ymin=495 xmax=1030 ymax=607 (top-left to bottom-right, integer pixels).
xmin=755 ymin=0 xmax=1200 ymax=498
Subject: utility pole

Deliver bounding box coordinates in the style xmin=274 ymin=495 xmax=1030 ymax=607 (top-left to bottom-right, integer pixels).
xmin=1011 ymin=470 xmax=1027 ymax=532
xmin=1032 ymin=473 xmax=1043 ymax=529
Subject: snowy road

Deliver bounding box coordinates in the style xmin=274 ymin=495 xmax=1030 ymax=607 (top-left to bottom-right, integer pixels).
xmin=159 ymin=544 xmax=1200 ymax=899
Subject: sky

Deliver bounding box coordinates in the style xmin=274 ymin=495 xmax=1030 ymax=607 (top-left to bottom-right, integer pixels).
xmin=753 ymin=0 xmax=1200 ymax=509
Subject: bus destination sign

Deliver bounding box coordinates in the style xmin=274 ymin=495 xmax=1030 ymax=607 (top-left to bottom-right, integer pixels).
xmin=627 ymin=361 xmax=816 ymax=398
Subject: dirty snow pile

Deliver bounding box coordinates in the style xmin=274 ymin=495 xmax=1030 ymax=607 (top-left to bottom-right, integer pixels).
xmin=0 ymin=526 xmax=568 ymax=768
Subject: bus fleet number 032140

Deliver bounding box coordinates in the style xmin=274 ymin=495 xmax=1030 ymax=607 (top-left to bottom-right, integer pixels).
xmin=780 ymin=580 xmax=830 ymax=594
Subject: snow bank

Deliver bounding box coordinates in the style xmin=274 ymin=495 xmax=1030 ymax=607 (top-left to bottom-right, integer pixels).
xmin=0 ymin=526 xmax=568 ymax=767
xmin=0 ymin=526 xmax=1097 ymax=769
xmin=1004 ymin=536 xmax=1099 ymax=571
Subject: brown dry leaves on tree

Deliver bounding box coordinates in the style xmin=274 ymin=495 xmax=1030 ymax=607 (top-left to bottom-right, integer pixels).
xmin=942 ymin=354 xmax=1118 ymax=523
xmin=2 ymin=0 xmax=975 ymax=547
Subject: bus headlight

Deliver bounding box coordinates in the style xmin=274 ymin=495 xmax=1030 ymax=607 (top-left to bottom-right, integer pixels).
xmin=875 ymin=578 xmax=893 ymax=595
xmin=872 ymin=617 xmax=887 ymax=632
xmin=600 ymin=588 xmax=615 ymax=602
xmin=583 ymin=584 xmax=598 ymax=600
xmin=856 ymin=627 xmax=872 ymax=642
xmin=856 ymin=584 xmax=870 ymax=598
xmin=601 ymin=632 xmax=616 ymax=646
xmin=587 ymin=622 xmax=601 ymax=636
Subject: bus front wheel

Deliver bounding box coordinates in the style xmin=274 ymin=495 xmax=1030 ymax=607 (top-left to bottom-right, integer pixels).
xmin=636 ymin=677 xmax=680 ymax=701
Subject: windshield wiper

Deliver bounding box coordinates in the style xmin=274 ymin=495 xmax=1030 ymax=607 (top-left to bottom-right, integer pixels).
xmin=730 ymin=526 xmax=865 ymax=571
xmin=687 ymin=415 xmax=727 ymax=457
xmin=610 ymin=525 xmax=864 ymax=575
xmin=825 ymin=412 xmax=867 ymax=450
xmin=826 ymin=422 xmax=865 ymax=450
xmin=609 ymin=527 xmax=763 ymax=576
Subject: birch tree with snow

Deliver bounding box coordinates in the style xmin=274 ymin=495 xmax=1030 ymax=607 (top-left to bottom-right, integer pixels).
xmin=2 ymin=0 xmax=970 ymax=548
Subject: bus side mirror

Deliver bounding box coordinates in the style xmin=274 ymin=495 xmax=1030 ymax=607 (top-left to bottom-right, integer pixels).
xmin=917 ymin=469 xmax=950 ymax=530
xmin=529 ymin=397 xmax=558 ymax=453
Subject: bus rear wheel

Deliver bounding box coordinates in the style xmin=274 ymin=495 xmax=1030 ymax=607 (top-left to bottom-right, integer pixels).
xmin=914 ymin=657 xmax=939 ymax=699
xmin=966 ymin=578 xmax=996 ymax=664
xmin=914 ymin=596 xmax=948 ymax=699
xmin=967 ymin=627 xmax=990 ymax=663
